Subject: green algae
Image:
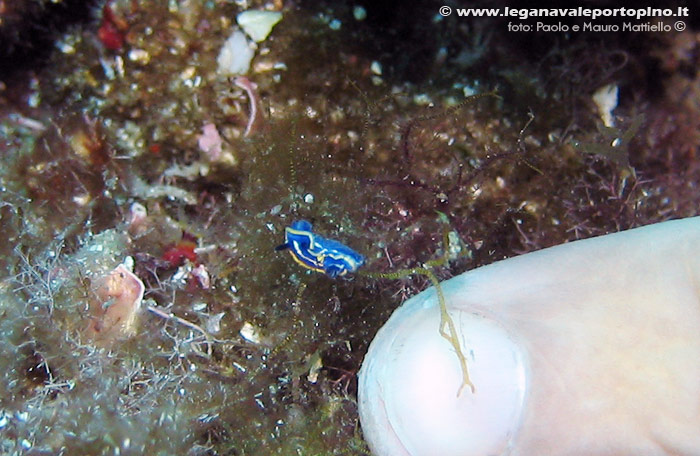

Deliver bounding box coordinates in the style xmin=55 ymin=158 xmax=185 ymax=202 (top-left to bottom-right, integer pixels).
xmin=1 ymin=1 xmax=699 ymax=455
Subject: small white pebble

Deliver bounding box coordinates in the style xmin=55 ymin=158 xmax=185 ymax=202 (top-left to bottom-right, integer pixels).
xmin=304 ymin=193 xmax=314 ymax=204
xmin=237 ymin=10 xmax=283 ymax=42
xmin=413 ymin=93 xmax=432 ymax=105
xmin=123 ymin=256 xmax=135 ymax=271
xmin=240 ymin=322 xmax=263 ymax=344
xmin=305 ymin=106 xmax=318 ymax=118
xmin=217 ymin=30 xmax=255 ymax=76
xmin=180 ymin=66 xmax=196 ymax=80
xmin=370 ymin=61 xmax=382 ymax=75
xmin=57 ymin=40 xmax=76 ymax=54
xmin=253 ymin=60 xmax=276 ymax=72
xmin=353 ymin=5 xmax=367 ymax=21
xmin=463 ymin=86 xmax=477 ymax=97
xmin=206 ymin=312 xmax=226 ymax=334
xmin=73 ymin=194 xmax=91 ymax=206
xmin=128 ymin=49 xmax=150 ymax=64
xmin=27 ymin=92 xmax=40 ymax=108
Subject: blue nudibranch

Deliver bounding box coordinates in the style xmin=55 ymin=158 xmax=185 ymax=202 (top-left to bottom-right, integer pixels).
xmin=276 ymin=220 xmax=365 ymax=278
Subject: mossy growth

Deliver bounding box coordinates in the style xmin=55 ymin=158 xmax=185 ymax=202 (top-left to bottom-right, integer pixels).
xmin=573 ymin=113 xmax=644 ymax=177
xmin=1 ymin=0 xmax=700 ymax=454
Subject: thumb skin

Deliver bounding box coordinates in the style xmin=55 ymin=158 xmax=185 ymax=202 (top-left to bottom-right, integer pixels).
xmin=359 ymin=217 xmax=700 ymax=456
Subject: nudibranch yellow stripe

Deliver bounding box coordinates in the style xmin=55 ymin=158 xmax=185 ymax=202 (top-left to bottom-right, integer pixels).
xmin=276 ymin=220 xmax=365 ymax=278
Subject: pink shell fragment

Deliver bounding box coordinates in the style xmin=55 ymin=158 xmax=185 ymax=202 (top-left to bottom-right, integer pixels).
xmin=87 ymin=264 xmax=145 ymax=341
xmin=198 ymin=123 xmax=224 ymax=161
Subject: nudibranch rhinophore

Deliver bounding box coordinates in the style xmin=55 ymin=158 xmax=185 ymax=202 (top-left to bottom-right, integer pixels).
xmin=276 ymin=220 xmax=365 ymax=278
xmin=358 ymin=217 xmax=700 ymax=456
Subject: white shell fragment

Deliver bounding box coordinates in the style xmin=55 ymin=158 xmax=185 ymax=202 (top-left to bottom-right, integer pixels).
xmin=592 ymin=83 xmax=618 ymax=127
xmin=206 ymin=312 xmax=226 ymax=334
xmin=359 ymin=217 xmax=700 ymax=455
xmin=237 ymin=10 xmax=283 ymax=43
xmin=240 ymin=321 xmax=264 ymax=345
xmin=217 ymin=30 xmax=255 ymax=76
